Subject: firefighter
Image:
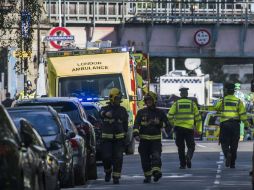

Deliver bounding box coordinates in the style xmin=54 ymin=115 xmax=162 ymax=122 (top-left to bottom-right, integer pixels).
xmin=167 ymin=87 xmax=202 ymax=169
xmin=99 ymin=88 xmax=128 ymax=184
xmin=18 ymin=80 xmax=36 ymax=100
xmin=215 ymin=82 xmax=249 ymax=168
xmin=133 ymin=91 xmax=171 ymax=183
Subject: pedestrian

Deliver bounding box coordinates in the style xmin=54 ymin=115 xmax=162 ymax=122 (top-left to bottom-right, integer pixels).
xmin=17 ymin=80 xmax=36 ymax=100
xmin=99 ymin=87 xmax=128 ymax=184
xmin=2 ymin=92 xmax=14 ymax=107
xmin=214 ymin=82 xmax=249 ymax=168
xmin=133 ymin=91 xmax=171 ymax=183
xmin=167 ymin=87 xmax=202 ymax=169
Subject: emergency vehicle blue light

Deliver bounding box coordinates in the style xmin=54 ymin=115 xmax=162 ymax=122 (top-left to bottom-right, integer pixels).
xmin=121 ymin=47 xmax=128 ymax=52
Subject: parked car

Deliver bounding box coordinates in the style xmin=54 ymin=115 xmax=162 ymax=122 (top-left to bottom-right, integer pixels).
xmin=16 ymin=97 xmax=97 ymax=180
xmin=203 ymin=112 xmax=254 ymax=141
xmin=81 ymin=102 xmax=102 ymax=160
xmin=59 ymin=113 xmax=87 ymax=184
xmin=12 ymin=118 xmax=60 ymax=190
xmin=0 ymin=104 xmax=47 ymax=190
xmin=8 ymin=106 xmax=75 ymax=188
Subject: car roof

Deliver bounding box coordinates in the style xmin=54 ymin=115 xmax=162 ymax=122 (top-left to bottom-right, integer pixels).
xmin=16 ymin=97 xmax=81 ymax=104
xmin=8 ymin=105 xmax=53 ymax=111
xmin=81 ymin=102 xmax=101 ymax=108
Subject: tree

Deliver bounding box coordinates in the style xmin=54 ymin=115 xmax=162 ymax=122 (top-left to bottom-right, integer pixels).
xmin=0 ymin=0 xmax=42 ymax=73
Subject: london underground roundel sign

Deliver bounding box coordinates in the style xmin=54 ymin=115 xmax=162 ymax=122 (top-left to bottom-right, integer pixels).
xmin=194 ymin=29 xmax=211 ymax=46
xmin=47 ymin=27 xmax=75 ymax=49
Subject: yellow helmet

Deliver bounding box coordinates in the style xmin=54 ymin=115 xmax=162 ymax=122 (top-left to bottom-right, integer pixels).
xmin=109 ymin=88 xmax=122 ymax=102
xmin=144 ymin=91 xmax=157 ymax=103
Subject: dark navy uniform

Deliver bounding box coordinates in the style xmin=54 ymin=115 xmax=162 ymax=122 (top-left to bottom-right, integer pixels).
xmin=100 ymin=103 xmax=128 ymax=182
xmin=134 ymin=101 xmax=170 ymax=182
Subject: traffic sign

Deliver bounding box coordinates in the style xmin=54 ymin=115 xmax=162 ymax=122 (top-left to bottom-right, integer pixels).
xmin=47 ymin=27 xmax=75 ymax=49
xmin=194 ymin=29 xmax=211 ymax=46
xmin=13 ymin=51 xmax=31 ymax=58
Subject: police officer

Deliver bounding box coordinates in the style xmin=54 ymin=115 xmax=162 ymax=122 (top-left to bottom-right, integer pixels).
xmin=18 ymin=80 xmax=36 ymax=100
xmin=133 ymin=91 xmax=170 ymax=183
xmin=215 ymin=83 xmax=249 ymax=168
xmin=100 ymin=88 xmax=128 ymax=184
xmin=167 ymin=87 xmax=202 ymax=169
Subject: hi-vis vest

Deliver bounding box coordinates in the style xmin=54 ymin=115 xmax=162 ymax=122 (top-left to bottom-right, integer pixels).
xmin=167 ymin=98 xmax=202 ymax=133
xmin=19 ymin=90 xmax=36 ymax=100
xmin=215 ymin=95 xmax=248 ymax=126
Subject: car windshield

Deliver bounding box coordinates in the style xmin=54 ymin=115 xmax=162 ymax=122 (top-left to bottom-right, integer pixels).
xmin=59 ymin=116 xmax=70 ymax=131
xmin=8 ymin=111 xmax=59 ymax=136
xmin=17 ymin=102 xmax=82 ymax=124
xmin=82 ymin=105 xmax=100 ymax=120
xmin=59 ymin=74 xmax=126 ymax=99
xmin=208 ymin=115 xmax=220 ymax=125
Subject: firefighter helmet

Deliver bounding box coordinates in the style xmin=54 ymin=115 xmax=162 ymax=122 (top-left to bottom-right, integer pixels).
xmin=144 ymin=91 xmax=157 ymax=103
xmin=109 ymin=88 xmax=122 ymax=102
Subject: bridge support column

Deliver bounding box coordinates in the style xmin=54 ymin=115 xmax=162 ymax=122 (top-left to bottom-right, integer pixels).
xmin=176 ymin=23 xmax=182 ymax=57
xmin=240 ymin=23 xmax=248 ymax=56
xmin=211 ymin=23 xmax=219 ymax=56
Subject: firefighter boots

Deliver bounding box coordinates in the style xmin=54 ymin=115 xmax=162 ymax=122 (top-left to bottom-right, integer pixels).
xmin=105 ymin=172 xmax=111 ymax=182
xmin=143 ymin=176 xmax=151 ymax=183
xmin=113 ymin=178 xmax=119 ymax=184
xmin=153 ymin=171 xmax=162 ymax=182
xmin=186 ymin=155 xmax=192 ymax=168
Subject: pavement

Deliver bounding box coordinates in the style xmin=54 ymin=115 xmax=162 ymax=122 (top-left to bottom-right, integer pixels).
xmin=63 ymin=141 xmax=253 ymax=190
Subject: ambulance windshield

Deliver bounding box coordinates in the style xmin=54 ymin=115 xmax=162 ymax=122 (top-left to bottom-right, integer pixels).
xmin=59 ymin=74 xmax=127 ymax=99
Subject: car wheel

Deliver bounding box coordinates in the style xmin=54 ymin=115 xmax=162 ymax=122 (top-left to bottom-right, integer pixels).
xmin=86 ymin=154 xmax=97 ymax=180
xmin=19 ymin=171 xmax=25 ymax=190
xmin=55 ymin=179 xmax=60 ymax=190
xmin=76 ymin=158 xmax=87 ymax=185
xmin=69 ymin=163 xmax=75 ymax=187
xmin=34 ymin=174 xmax=40 ymax=190
xmin=125 ymin=137 xmax=135 ymax=155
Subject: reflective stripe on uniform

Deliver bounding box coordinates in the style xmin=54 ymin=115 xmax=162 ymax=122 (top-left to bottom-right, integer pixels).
xmin=152 ymin=167 xmax=161 ymax=172
xmin=115 ymin=133 xmax=125 ymax=139
xmin=102 ymin=133 xmax=114 ymax=139
xmin=140 ymin=134 xmax=161 ymax=140
xmin=112 ymin=172 xmax=121 ymax=177
xmin=102 ymin=133 xmax=125 ymax=139
xmin=133 ymin=128 xmax=139 ymax=133
xmin=144 ymin=170 xmax=152 ymax=177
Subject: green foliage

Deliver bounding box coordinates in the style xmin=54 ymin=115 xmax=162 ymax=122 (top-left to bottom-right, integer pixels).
xmin=0 ymin=0 xmax=42 ymax=73
xmin=150 ymin=57 xmax=166 ymax=83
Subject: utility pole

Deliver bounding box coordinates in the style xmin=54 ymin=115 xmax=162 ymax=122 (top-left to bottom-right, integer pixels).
xmin=21 ymin=0 xmax=26 ymax=94
xmin=59 ymin=0 xmax=62 ymax=27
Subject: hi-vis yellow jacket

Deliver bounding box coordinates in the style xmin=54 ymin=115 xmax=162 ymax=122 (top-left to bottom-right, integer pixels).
xmin=167 ymin=98 xmax=202 ymax=133
xmin=18 ymin=90 xmax=36 ymax=100
xmin=214 ymin=95 xmax=249 ymax=127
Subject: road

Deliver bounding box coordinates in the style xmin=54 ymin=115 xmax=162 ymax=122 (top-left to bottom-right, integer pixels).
xmin=63 ymin=141 xmax=253 ymax=190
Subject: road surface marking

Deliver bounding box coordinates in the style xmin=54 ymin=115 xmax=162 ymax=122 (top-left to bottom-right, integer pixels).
xmin=196 ymin=143 xmax=207 ymax=148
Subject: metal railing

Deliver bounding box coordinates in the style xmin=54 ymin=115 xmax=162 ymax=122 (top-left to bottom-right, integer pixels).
xmin=44 ymin=0 xmax=254 ymax=24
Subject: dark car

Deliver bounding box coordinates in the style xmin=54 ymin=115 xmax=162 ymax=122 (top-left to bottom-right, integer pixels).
xmin=8 ymin=106 xmax=75 ymax=188
xmin=0 ymin=104 xmax=49 ymax=190
xmin=59 ymin=113 xmax=87 ymax=184
xmin=12 ymin=118 xmax=60 ymax=190
xmin=16 ymin=97 xmax=97 ymax=180
xmin=81 ymin=102 xmax=103 ymax=160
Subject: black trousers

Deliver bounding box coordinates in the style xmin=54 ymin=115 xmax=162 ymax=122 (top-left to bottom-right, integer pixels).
xmin=174 ymin=126 xmax=195 ymax=167
xmin=138 ymin=140 xmax=162 ymax=177
xmin=101 ymin=139 xmax=124 ymax=179
xmin=220 ymin=120 xmax=240 ymax=166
